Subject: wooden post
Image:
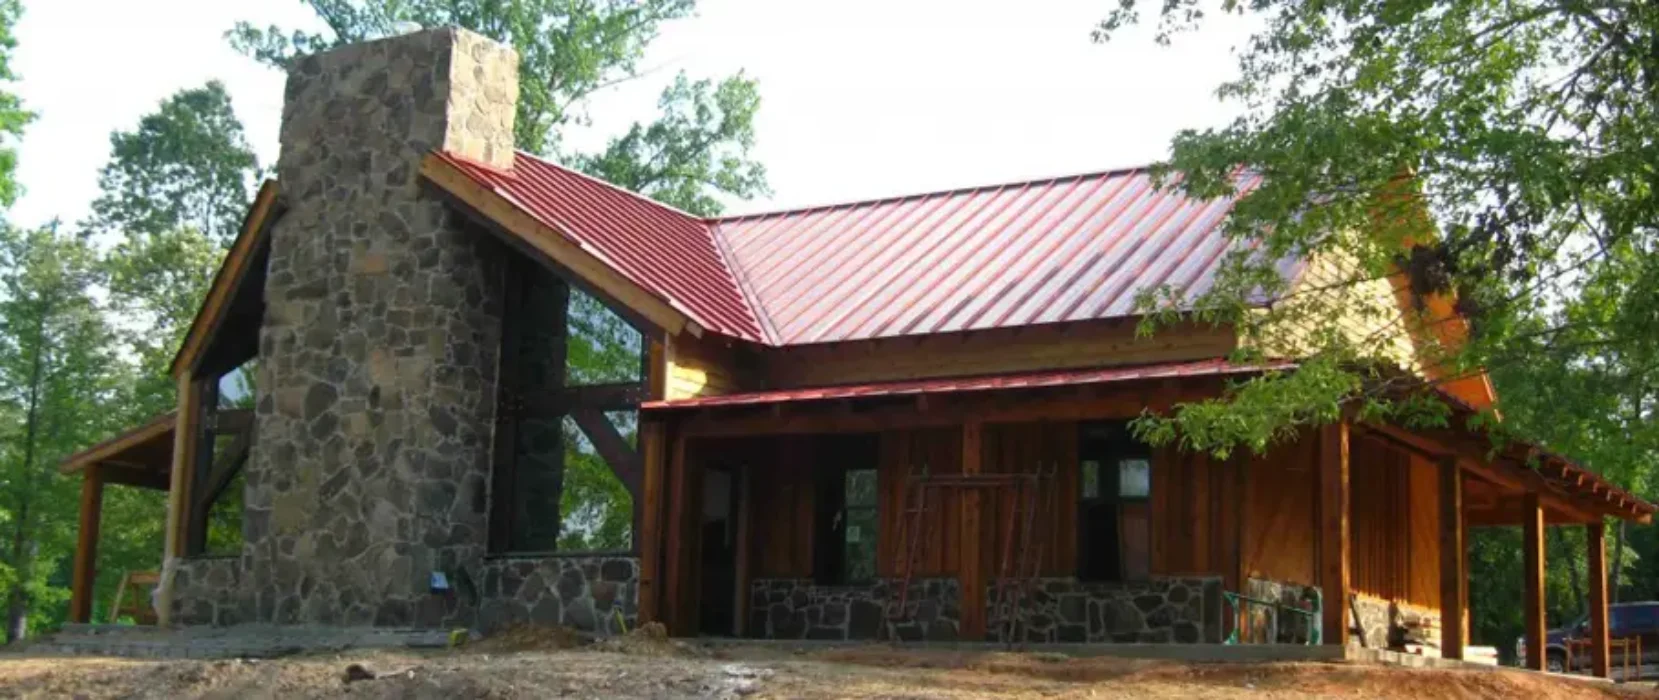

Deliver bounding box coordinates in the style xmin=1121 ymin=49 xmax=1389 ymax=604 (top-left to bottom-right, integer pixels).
xmin=959 ymin=421 xmax=985 ymax=641
xmin=1439 ymin=456 xmax=1465 ymax=660
xmin=637 ymin=420 xmax=667 ymax=625
xmin=1318 ymin=420 xmax=1350 ymax=646
xmin=733 ymin=463 xmax=753 ymax=637
xmin=1587 ymin=521 xmax=1610 ymax=678
xmin=68 ymin=465 xmax=105 ymax=624
xmin=159 ymin=374 xmax=205 ymax=626
xmin=662 ymin=431 xmax=690 ymax=635
xmin=1522 ymin=492 xmax=1547 ymax=671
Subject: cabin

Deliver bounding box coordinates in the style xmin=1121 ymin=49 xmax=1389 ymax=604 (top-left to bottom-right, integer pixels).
xmin=57 ymin=27 xmax=1653 ymax=675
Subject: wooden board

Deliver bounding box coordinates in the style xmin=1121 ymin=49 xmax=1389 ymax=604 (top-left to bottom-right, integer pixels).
xmin=750 ymin=436 xmax=816 ymax=578
xmin=1522 ymin=492 xmax=1546 ymax=670
xmin=1318 ymin=421 xmax=1351 ymax=647
xmin=877 ymin=428 xmax=963 ymax=577
xmin=1241 ymin=438 xmax=1319 ymax=586
xmin=1440 ymin=456 xmax=1465 ymax=660
xmin=665 ymin=332 xmax=760 ymax=400
xmin=764 ymin=319 xmax=1236 ymax=389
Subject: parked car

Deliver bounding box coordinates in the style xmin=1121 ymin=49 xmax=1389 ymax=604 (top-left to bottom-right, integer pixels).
xmin=1517 ymin=601 xmax=1659 ymax=674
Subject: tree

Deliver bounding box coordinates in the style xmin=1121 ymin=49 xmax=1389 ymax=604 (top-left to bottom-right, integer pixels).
xmin=576 ymin=72 xmax=767 ymax=216
xmin=1098 ymin=0 xmax=1659 ymax=657
xmin=0 ymin=0 xmax=28 ymax=211
xmin=85 ymin=81 xmax=261 ymax=246
xmin=227 ymin=0 xmax=769 ymax=212
xmin=1095 ymin=0 xmax=1659 ymax=457
xmin=0 ymin=226 xmax=123 ymax=641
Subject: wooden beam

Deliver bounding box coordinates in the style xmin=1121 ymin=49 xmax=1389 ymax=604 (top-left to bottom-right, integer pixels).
xmin=1439 ymin=456 xmax=1465 ymax=660
xmin=571 ymin=407 xmax=643 ymax=497
xmin=637 ymin=420 xmax=667 ymax=624
xmin=159 ymin=374 xmax=206 ymax=626
xmin=733 ymin=462 xmax=753 ymax=637
xmin=959 ymin=421 xmax=986 ymax=641
xmin=420 ymin=153 xmax=691 ymax=338
xmin=663 ymin=432 xmax=690 ymax=635
xmin=673 ymin=385 xmax=1221 ymax=439
xmin=1319 ymin=420 xmax=1351 ymax=647
xmin=68 ymin=466 xmax=105 ymax=624
xmin=171 ymin=180 xmax=282 ymax=378
xmin=1587 ymin=521 xmax=1610 ymax=678
xmin=1359 ymin=422 xmax=1614 ymax=522
xmin=1522 ymin=492 xmax=1546 ymax=671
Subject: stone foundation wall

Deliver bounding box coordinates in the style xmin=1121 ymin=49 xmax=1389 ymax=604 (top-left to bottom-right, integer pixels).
xmin=170 ymin=557 xmax=245 ymax=627
xmin=747 ymin=579 xmax=959 ymax=641
xmin=990 ymin=577 xmax=1223 ymax=644
xmin=1349 ymin=594 xmax=1391 ymax=649
xmin=474 ymin=556 xmax=638 ymax=635
xmin=1240 ymin=578 xmax=1321 ymax=644
xmin=1348 ymin=595 xmax=1443 ymax=652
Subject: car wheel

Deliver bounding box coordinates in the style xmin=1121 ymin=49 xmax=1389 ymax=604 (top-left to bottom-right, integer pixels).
xmin=1546 ymin=652 xmax=1565 ymax=674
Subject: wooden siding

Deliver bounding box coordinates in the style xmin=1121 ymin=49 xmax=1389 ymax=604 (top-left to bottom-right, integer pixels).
xmin=979 ymin=422 xmax=1077 ymax=578
xmin=877 ymin=428 xmax=964 ymax=577
xmin=747 ymin=436 xmax=815 ymax=578
xmin=1249 ymin=249 xmax=1419 ymax=373
xmin=665 ymin=332 xmax=759 ymax=400
xmin=763 ymin=319 xmax=1237 ymax=389
xmin=1152 ymin=447 xmax=1245 ymax=591
xmin=1349 ymin=437 xmax=1441 ymax=608
xmin=1241 ymin=438 xmax=1320 ymax=586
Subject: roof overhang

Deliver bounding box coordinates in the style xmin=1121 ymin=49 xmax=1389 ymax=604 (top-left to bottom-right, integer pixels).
xmin=170 ymin=180 xmax=284 ymax=379
xmin=58 ymin=413 xmax=177 ymax=490
xmin=419 ymin=152 xmax=700 ymax=340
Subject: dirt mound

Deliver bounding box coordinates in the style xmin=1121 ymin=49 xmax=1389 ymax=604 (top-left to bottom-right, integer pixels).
xmin=465 ymin=623 xmax=583 ymax=653
xmin=592 ymin=621 xmax=703 ymax=658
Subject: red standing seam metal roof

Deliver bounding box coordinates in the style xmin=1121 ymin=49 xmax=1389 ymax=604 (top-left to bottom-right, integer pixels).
xmin=439 ymin=152 xmax=1297 ymax=347
xmin=639 ymin=359 xmax=1296 ymax=410
xmin=437 ymin=152 xmax=769 ymax=342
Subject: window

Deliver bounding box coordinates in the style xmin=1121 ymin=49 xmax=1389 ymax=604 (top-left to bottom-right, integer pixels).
xmin=813 ymin=435 xmax=880 ymax=585
xmin=1077 ymin=421 xmax=1152 ymax=581
xmin=490 ymin=257 xmax=643 ymax=554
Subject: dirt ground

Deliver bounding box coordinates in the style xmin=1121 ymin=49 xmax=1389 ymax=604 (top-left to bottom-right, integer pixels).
xmin=2 ymin=636 xmax=1656 ymax=699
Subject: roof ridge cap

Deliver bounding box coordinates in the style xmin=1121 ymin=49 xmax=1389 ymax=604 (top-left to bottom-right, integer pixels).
xmin=708 ymin=164 xmax=1158 ymax=223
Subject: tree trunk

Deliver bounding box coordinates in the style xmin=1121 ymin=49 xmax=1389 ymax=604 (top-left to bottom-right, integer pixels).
xmin=1612 ymin=520 xmax=1627 ymax=604
xmin=5 ymin=312 xmax=47 ymax=644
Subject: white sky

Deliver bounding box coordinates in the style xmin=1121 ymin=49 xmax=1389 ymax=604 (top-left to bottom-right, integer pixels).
xmin=9 ymin=0 xmax=1255 ymax=228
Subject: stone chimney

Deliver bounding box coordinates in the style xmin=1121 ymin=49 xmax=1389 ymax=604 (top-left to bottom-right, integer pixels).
xmin=239 ymin=27 xmax=519 ymax=626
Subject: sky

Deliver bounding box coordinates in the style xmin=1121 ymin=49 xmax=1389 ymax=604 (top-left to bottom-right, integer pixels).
xmin=9 ymin=0 xmax=1256 ymax=228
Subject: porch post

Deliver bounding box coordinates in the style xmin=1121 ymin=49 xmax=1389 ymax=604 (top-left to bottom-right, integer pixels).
xmin=1522 ymin=492 xmax=1547 ymax=671
xmin=1587 ymin=521 xmax=1610 ymax=678
xmin=637 ymin=420 xmax=667 ymax=626
xmin=159 ymin=373 xmax=206 ymax=626
xmin=1438 ymin=456 xmax=1465 ymax=660
xmin=1318 ymin=420 xmax=1351 ymax=646
xmin=959 ymin=421 xmax=985 ymax=641
xmin=68 ymin=465 xmax=104 ymax=624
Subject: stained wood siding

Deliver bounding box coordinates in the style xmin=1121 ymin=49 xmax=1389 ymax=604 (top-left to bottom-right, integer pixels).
xmin=665 ymin=333 xmax=758 ymax=400
xmin=1241 ymin=438 xmax=1320 ymax=586
xmin=876 ymin=428 xmax=964 ymax=577
xmin=1348 ymin=437 xmax=1442 ymax=608
xmin=748 ymin=436 xmax=815 ymax=578
xmin=980 ymin=422 xmax=1078 ymax=577
xmin=1247 ymin=249 xmax=1419 ymax=374
xmin=1152 ymin=447 xmax=1245 ymax=591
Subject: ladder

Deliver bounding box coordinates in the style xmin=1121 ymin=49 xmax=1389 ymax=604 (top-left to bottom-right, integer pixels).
xmin=884 ymin=464 xmax=1054 ymax=645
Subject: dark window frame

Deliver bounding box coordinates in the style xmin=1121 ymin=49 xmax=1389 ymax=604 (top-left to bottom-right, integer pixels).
xmin=487 ymin=253 xmax=649 ymax=556
xmin=812 ymin=435 xmax=881 ymax=586
xmin=1076 ymin=420 xmax=1153 ymax=582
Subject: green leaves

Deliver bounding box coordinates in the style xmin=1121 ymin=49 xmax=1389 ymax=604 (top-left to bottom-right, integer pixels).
xmin=575 ymin=73 xmax=769 ymax=216
xmin=85 ymin=81 xmax=260 ymax=247
xmin=228 ymin=1 xmax=768 ymax=210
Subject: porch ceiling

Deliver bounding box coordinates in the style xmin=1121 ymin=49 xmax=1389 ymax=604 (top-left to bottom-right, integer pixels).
xmin=58 ymin=409 xmax=254 ymax=491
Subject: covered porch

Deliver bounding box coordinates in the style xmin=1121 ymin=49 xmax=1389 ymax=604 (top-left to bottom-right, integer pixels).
xmin=58 ymin=408 xmax=254 ymax=625
xmin=636 ymin=359 xmax=1653 ymax=677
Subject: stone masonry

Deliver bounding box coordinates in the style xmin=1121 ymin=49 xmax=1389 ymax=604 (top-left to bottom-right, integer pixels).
xmin=748 ymin=579 xmax=960 ymax=642
xmin=172 ymin=27 xmax=526 ymax=628
xmin=990 ymin=577 xmax=1223 ymax=644
xmin=475 ymin=556 xmax=639 ymax=635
